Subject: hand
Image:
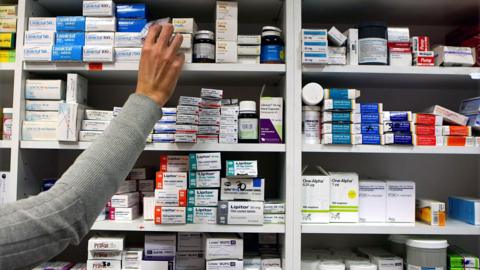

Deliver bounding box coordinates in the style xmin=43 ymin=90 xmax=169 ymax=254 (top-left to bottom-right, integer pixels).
xmin=136 ymin=23 xmax=185 ymax=107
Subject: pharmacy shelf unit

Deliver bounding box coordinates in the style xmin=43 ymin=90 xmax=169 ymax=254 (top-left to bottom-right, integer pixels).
xmin=302 ymin=145 xmax=480 ymax=155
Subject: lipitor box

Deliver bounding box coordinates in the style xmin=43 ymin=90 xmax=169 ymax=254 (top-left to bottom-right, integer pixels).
xmin=108 ymin=204 xmax=139 ymax=221
xmin=114 ymin=32 xmax=143 ymax=47
xmin=186 ymin=206 xmax=217 ymax=224
xmin=207 ymin=260 xmax=243 ymax=270
xmin=260 ymin=97 xmax=283 ymax=143
xmin=83 ymin=1 xmax=116 ymax=17
xmin=81 ymin=120 xmax=110 ymax=131
xmin=176 ymin=251 xmax=205 ymax=270
xmin=25 ymin=80 xmax=65 ymax=100
xmin=86 ymin=17 xmax=116 ymax=32
xmin=220 ymin=178 xmax=265 ymax=201
xmin=115 ymin=47 xmax=141 ymax=61
xmin=226 ymin=160 xmax=258 ymax=178
xmin=83 ymin=45 xmax=114 ymax=62
xmin=85 ymin=32 xmax=115 ymax=46
xmin=144 ymin=234 xmax=176 ymax=258
xmin=24 ymin=30 xmax=55 ymax=45
xmin=57 ymin=102 xmax=85 ymax=142
xmin=154 ymin=206 xmax=186 ymax=224
xmin=425 ymin=105 xmax=468 ymax=126
xmin=88 ymin=236 xmax=125 ymax=251
xmin=204 ymin=233 xmax=243 ymax=260
xmin=155 ymin=171 xmax=187 ymax=190
xmin=85 ymin=110 xmax=113 ymax=121
xmin=187 ymin=189 xmax=218 ymax=207
xmin=22 ymin=121 xmax=57 ymax=141
xmin=177 ymin=232 xmax=203 ymax=251
xmin=359 ymin=181 xmax=387 ymax=223
xmin=386 ymin=181 xmax=415 ymax=223
xmin=302 ymin=168 xmax=330 ymax=224
xmin=23 ymin=45 xmax=52 ymax=61
xmin=217 ymin=201 xmax=264 ymax=225
xmin=28 ymin=17 xmax=56 ymax=31
xmin=172 ymin=18 xmax=197 ymax=34
xmin=189 ymin=152 xmax=221 ymax=171
xmin=330 ymin=172 xmax=359 ymax=223
xmin=155 ymin=189 xmax=187 ymax=207
xmin=66 ymin=73 xmax=88 ymax=104
xmin=87 ymin=259 xmax=121 ymax=270
xmin=159 ymin=155 xmax=189 ymax=172
xmin=188 ymin=171 xmax=220 ymax=188
xmin=110 ymin=192 xmax=139 ymax=208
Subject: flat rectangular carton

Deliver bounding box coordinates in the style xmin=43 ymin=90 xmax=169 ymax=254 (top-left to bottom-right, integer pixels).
xmin=83 ymin=45 xmax=114 ymax=62
xmin=66 ymin=73 xmax=88 ymax=104
xmin=143 ymin=197 xmax=155 ymax=220
xmin=188 ymin=171 xmax=220 ymax=188
xmin=114 ymin=32 xmax=143 ymax=47
xmin=144 ymin=234 xmax=176 ymax=258
xmin=155 ymin=189 xmax=187 ymax=207
xmin=0 ymin=33 xmax=16 ymax=49
xmin=24 ymin=31 xmax=55 ymax=45
xmin=55 ymin=32 xmax=85 ymax=46
xmin=416 ymin=198 xmax=446 ymax=226
xmin=154 ymin=206 xmax=186 ymax=224
xmin=85 ymin=32 xmax=115 ymax=46
xmin=220 ymin=178 xmax=265 ymax=201
xmin=448 ymin=196 xmax=480 ymax=225
xmin=115 ymin=47 xmax=142 ymax=61
xmin=160 ymin=155 xmax=189 ymax=172
xmin=57 ymin=102 xmax=85 ymax=142
xmin=264 ymin=214 xmax=285 ymax=224
xmin=204 ymin=233 xmax=243 ymax=260
xmin=176 ymin=251 xmax=205 ymax=270
xmin=359 ymin=181 xmax=387 ymax=223
xmin=86 ymin=260 xmax=121 ymax=270
xmin=189 ymin=152 xmax=221 ymax=171
xmin=264 ymin=201 xmax=285 ymax=214
xmin=25 ymin=80 xmax=65 ymax=100
xmin=52 ymin=45 xmax=83 ymax=62
xmin=260 ymin=97 xmax=283 ymax=143
xmin=226 ymin=160 xmax=258 ymax=178
xmin=88 ymin=250 xmax=122 ymax=260
xmin=88 ymin=236 xmax=125 ymax=251
xmin=187 ymin=189 xmax=218 ymax=207
xmin=177 ymin=232 xmax=203 ymax=251
xmin=172 ymin=18 xmax=197 ymax=34
xmin=85 ymin=110 xmax=113 ymax=121
xmin=86 ymin=17 xmax=116 ymax=32
xmin=56 ymin=16 xmax=86 ymax=32
xmin=216 ymin=1 xmax=238 ymax=20
xmin=83 ymin=1 xmax=116 ymax=17
xmin=109 ymin=192 xmax=139 ymax=208
xmin=217 ymin=201 xmax=264 ymax=225
xmin=207 ymin=260 xmax=243 ymax=270
xmin=25 ymin=111 xmax=57 ymax=122
xmin=81 ymin=120 xmax=110 ymax=131
xmin=28 ymin=17 xmax=56 ymax=31
xmin=186 ymin=206 xmax=217 ymax=224
xmin=386 ymin=181 xmax=415 ymax=223
xmin=23 ymin=45 xmax=52 ymax=61
xmin=108 ymin=204 xmax=139 ymax=221
xmin=122 ymin=248 xmax=143 ymax=270
xmin=302 ymin=167 xmax=330 ymax=223
xmin=425 ymin=105 xmax=468 ymax=126
xmin=329 ymin=172 xmax=359 ymax=223
xmin=156 ymin=171 xmax=187 ymax=190
xmin=22 ymin=121 xmax=57 ymax=141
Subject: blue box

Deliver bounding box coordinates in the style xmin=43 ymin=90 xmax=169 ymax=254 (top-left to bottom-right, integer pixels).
xmin=116 ymin=4 xmax=147 ymax=18
xmin=460 ymin=96 xmax=480 ymax=115
xmin=56 ymin=32 xmax=85 ymax=46
xmin=448 ymin=196 xmax=480 ymax=225
xmin=56 ymin=16 xmax=86 ymax=31
xmin=385 ymin=134 xmax=413 ymax=145
xmin=361 ymin=134 xmax=382 ymax=145
xmin=384 ymin=121 xmax=411 ymax=133
xmin=355 ymin=103 xmax=382 ymax=113
xmin=52 ymin=45 xmax=83 ymax=62
xmin=117 ymin=19 xmax=147 ymax=32
xmin=360 ymin=113 xmax=381 ymax=124
xmin=361 ymin=124 xmax=381 ymax=135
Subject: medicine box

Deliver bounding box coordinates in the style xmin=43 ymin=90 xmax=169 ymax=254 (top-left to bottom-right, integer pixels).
xmin=86 ymin=17 xmax=116 ymax=32
xmin=448 ymin=196 xmax=480 ymax=225
xmin=226 ymin=160 xmax=258 ymax=178
xmin=110 ymin=192 xmax=139 ymax=208
xmin=329 ymin=172 xmax=359 ymax=223
xmin=425 ymin=105 xmax=468 ymax=126
xmin=83 ymin=1 xmax=116 ymax=17
xmin=238 ymin=35 xmax=261 ymax=45
xmin=140 ymin=260 xmax=172 ymax=270
xmin=24 ymin=31 xmax=55 ymax=45
xmin=216 ymin=19 xmax=238 ymax=41
xmin=235 ymin=45 xmax=260 ymax=55
xmin=108 ymin=204 xmax=139 ymax=221
xmin=238 ymin=55 xmax=260 ymax=64
xmin=55 ymin=32 xmax=84 ymax=46
xmin=114 ymin=32 xmax=142 ymax=47
xmin=25 ymin=100 xmax=60 ymax=111
xmin=217 ymin=201 xmax=264 ymax=225
xmin=0 ymin=18 xmax=16 ymax=33
xmin=175 ymin=133 xmax=197 ymax=143
xmin=25 ymin=111 xmax=57 ymax=122
xmin=264 ymin=214 xmax=285 ymax=224
xmin=143 ymin=197 xmax=155 ymax=221
xmin=386 ymin=181 xmax=415 ymax=223
xmin=29 ymin=17 xmax=56 ymax=31
xmin=81 ymin=120 xmax=110 ymax=131
xmin=177 ymin=105 xmax=199 ymax=115
xmin=160 ymin=155 xmax=189 ymax=172
xmin=186 ymin=207 xmax=217 ymax=224
xmin=220 ymin=178 xmax=265 ymax=201
xmin=179 ymin=33 xmax=192 ymax=49
xmin=57 ymin=102 xmax=85 ymax=142
xmin=359 ymin=181 xmax=387 ymax=223
xmin=87 ymin=260 xmax=121 ymax=269
xmin=52 ymin=45 xmax=83 ymax=62
xmin=116 ymin=4 xmax=147 ymax=18
xmin=122 ymin=249 xmax=143 ymax=270
xmin=0 ymin=5 xmax=16 ymax=17
xmin=66 ymin=73 xmax=88 ymax=104
xmin=88 ymin=236 xmax=124 ymax=251
xmin=83 ymin=46 xmax=114 ymax=62
xmin=216 ymin=40 xmax=238 ymax=63
xmin=56 ymin=16 xmax=86 ymax=31
xmin=187 ymin=189 xmax=218 ymax=207
xmin=144 ymin=234 xmax=176 ymax=258
xmin=25 ymin=80 xmax=65 ymax=100
xmin=260 ymin=97 xmax=283 ymax=143
xmin=413 ymin=113 xmax=443 ymax=126
xmin=154 ymin=189 xmax=187 ymax=207
xmin=216 ymin=1 xmax=238 ymax=20
xmin=88 ymin=250 xmax=122 ymax=260
xmin=189 ymin=152 xmax=221 ymax=171
xmin=176 ymin=251 xmax=205 ymax=270
xmin=188 ymin=171 xmax=220 ymax=188
xmin=264 ymin=201 xmax=286 ymax=214
xmin=207 ymin=260 xmax=243 ymax=270
xmin=85 ymin=110 xmax=113 ymax=121
xmin=155 ymin=171 xmax=187 ymax=190
xmin=138 ymin=179 xmax=154 ymax=192
xmin=434 ymin=45 xmax=475 ymax=67
xmin=460 ymin=96 xmax=480 ymax=115
xmin=23 ymin=45 xmax=52 ymax=62
xmin=0 ymin=33 xmax=14 ymax=49
xmin=416 ymin=198 xmax=446 ymax=226
xmin=204 ymin=233 xmax=243 ymax=260
xmin=22 ymin=121 xmax=57 ymax=141
xmin=201 ymin=88 xmax=223 ymax=100
xmin=387 ymin=27 xmax=410 ymax=42
xmin=115 ymin=47 xmax=141 ymax=62
xmin=154 ymin=206 xmax=186 ymax=224
xmin=328 ymin=26 xmax=347 ymax=46
xmin=177 ymin=232 xmax=203 ymax=251
xmin=411 ymin=36 xmax=430 ymax=52
xmin=302 ymin=167 xmax=330 ymax=224
xmin=117 ymin=19 xmax=146 ymax=32
xmin=85 ymin=32 xmax=115 ymax=46
xmin=172 ymin=18 xmax=197 ymax=34
xmin=344 ymin=28 xmax=359 ymax=65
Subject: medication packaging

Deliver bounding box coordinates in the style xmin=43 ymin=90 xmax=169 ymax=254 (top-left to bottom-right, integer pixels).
xmin=154 ymin=206 xmax=186 ymax=224
xmin=88 ymin=250 xmax=122 ymax=260
xmin=216 ymin=40 xmax=238 ymax=63
xmin=260 ymin=97 xmax=283 ymax=143
xmin=25 ymin=80 xmax=65 ymax=100
xmin=448 ymin=196 xmax=480 ymax=225
xmin=204 ymin=233 xmax=243 ymax=260
xmin=25 ymin=111 xmax=57 ymax=122
xmin=155 ymin=171 xmax=187 ymax=190
xmin=189 ymin=152 xmax=221 ymax=171
xmin=386 ymin=181 xmax=415 ymax=223
xmin=328 ymin=26 xmax=347 ymax=46
xmin=110 ymin=192 xmax=139 ymax=208
xmin=24 ymin=31 xmax=55 ymax=45
xmin=226 ymin=160 xmax=258 ymax=178
xmin=128 ymin=167 xmax=154 ymax=180
xmin=176 ymin=252 xmax=205 ymax=270
xmin=264 ymin=201 xmax=286 ymax=214
xmin=359 ymin=181 xmax=387 ymax=223
xmin=187 ymin=189 xmax=218 ymax=207
xmin=52 ymin=45 xmax=83 ymax=62
xmin=172 ymin=18 xmax=197 ymax=34
xmin=22 ymin=121 xmax=57 ymax=141
xmin=144 ymin=234 xmax=176 ymax=259
xmin=23 ymin=45 xmax=52 ymax=61
xmin=83 ymin=1 xmax=116 ymax=17
xmin=217 ymin=201 xmax=264 ymax=225
xmin=108 ymin=204 xmax=139 ymax=221
xmin=66 ymin=74 xmax=88 ymax=104
xmin=143 ymin=197 xmax=155 ymax=220
xmin=216 ymin=1 xmax=238 ymax=20
xmin=434 ymin=46 xmax=475 ymax=67
xmin=220 ymin=178 xmax=265 ymax=201
xmin=416 ymin=199 xmax=446 ymax=226
xmin=160 ymin=155 xmax=189 ymax=172
xmin=122 ymin=249 xmax=143 ymax=270
xmin=114 ymin=32 xmax=142 ymax=47
xmin=188 ymin=171 xmax=220 ymax=188
xmin=86 ymin=17 xmax=116 ymax=32
xmin=154 ymin=189 xmax=187 ymax=207
xmin=88 ymin=236 xmax=124 ymax=251
xmin=238 ymin=35 xmax=261 ymax=45
xmin=302 ymin=167 xmax=330 ymax=224
xmin=56 ymin=16 xmax=86 ymax=31
xmin=83 ymin=46 xmax=114 ymax=62
xmin=329 ymin=172 xmax=359 ymax=223
xmin=177 ymin=232 xmax=203 ymax=251
xmin=85 ymin=32 xmax=115 ymax=46
xmin=81 ymin=120 xmax=110 ymax=131
xmin=29 ymin=17 xmax=56 ymax=31
xmin=25 ymin=100 xmax=60 ymax=111
xmin=115 ymin=47 xmax=141 ymax=61
xmin=186 ymin=207 xmax=217 ymax=224
xmin=85 ymin=110 xmax=113 ymax=121
xmin=207 ymin=260 xmax=243 ymax=270
xmin=56 ymin=32 xmax=85 ymax=46
xmin=264 ymin=214 xmax=285 ymax=224
xmin=57 ymin=103 xmax=85 ymax=141
xmin=425 ymin=105 xmax=468 ymax=126
xmin=216 ymin=19 xmax=238 ymax=41
xmin=344 ymin=29 xmax=359 ymax=65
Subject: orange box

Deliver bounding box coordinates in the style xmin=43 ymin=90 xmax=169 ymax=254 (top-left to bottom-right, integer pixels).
xmin=159 ymin=155 xmax=189 ymax=172
xmin=416 ymin=199 xmax=446 ymax=226
xmin=442 ymin=126 xmax=472 ymax=136
xmin=154 ymin=206 xmax=186 ymax=224
xmin=444 ymin=136 xmax=475 ymax=146
xmin=155 ymin=171 xmax=187 ymax=190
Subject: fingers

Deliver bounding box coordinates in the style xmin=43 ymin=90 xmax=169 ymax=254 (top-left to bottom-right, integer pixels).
xmin=167 ymin=34 xmax=184 ymax=55
xmin=156 ymin=23 xmax=174 ymax=49
xmin=144 ymin=24 xmax=162 ymax=47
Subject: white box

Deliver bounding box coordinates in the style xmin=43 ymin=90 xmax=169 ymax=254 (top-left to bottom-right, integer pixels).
xmin=79 ymin=130 xmax=102 ymax=142
xmin=154 ymin=206 xmax=186 ymax=224
xmin=176 ymin=251 xmax=205 ymax=270
xmin=238 ymin=55 xmax=260 ymax=64
xmin=220 ymin=178 xmax=265 ymax=201
xmin=264 ymin=201 xmax=285 ymax=214
xmin=216 ymin=19 xmax=238 ymax=41
xmin=83 ymin=46 xmax=114 ymax=62
xmin=220 ymin=124 xmax=238 ymax=134
xmin=387 ymin=27 xmax=410 ymax=42
xmin=179 ymin=96 xmax=202 ymax=106
xmin=177 ymin=232 xmax=203 ymax=251
xmin=141 ymin=261 xmax=172 ymax=270
xmin=386 ymin=181 xmax=415 ymax=223
xmin=204 ymin=234 xmax=243 ymax=260
xmin=186 ymin=207 xmax=217 ymax=224
xmin=26 ymin=100 xmax=60 ymax=111
xmin=328 ymin=26 xmax=347 ymax=46
xmin=207 ymin=260 xmax=243 ymax=270
xmin=114 ymin=32 xmax=143 ymax=47
xmin=25 ymin=80 xmax=65 ymax=100
xmin=83 ymin=1 xmax=115 ymax=17
xmin=217 ymin=201 xmax=264 ymax=225
xmin=57 ymin=102 xmax=85 ymax=142
xmin=88 ymin=236 xmax=124 ymax=251
xmin=138 ymin=179 xmax=154 ymax=192
xmin=359 ymin=181 xmax=387 ymax=223
xmin=344 ymin=28 xmax=358 ymax=65
xmin=226 ymin=160 xmax=258 ymax=178
xmin=25 ymin=111 xmax=57 ymax=122
xmin=303 ymin=51 xmax=328 ymax=64
xmin=434 ymin=45 xmax=475 ymax=67
xmin=172 ymin=18 xmax=197 ymax=34
xmin=189 ymin=152 xmax=221 ymax=171
xmin=389 ymin=50 xmax=412 ymax=66
xmin=24 ymin=30 xmax=55 ymax=45
xmin=177 ymin=105 xmax=199 ymax=115
xmin=262 ymin=258 xmax=282 ymax=270
xmin=371 ymin=256 xmax=403 ymax=270
xmin=116 ymin=180 xmax=137 ymax=194
xmin=143 ymin=197 xmax=155 ymax=221
xmin=219 ymin=133 xmax=238 ymax=144
xmin=144 ymin=234 xmax=176 ymax=258
xmin=22 ymin=121 xmax=57 ymax=141
xmin=66 ymin=74 xmax=88 ymax=104
xmin=108 ymin=204 xmax=139 ymax=221
xmin=328 ymin=47 xmax=346 ymax=65
xmin=110 ymin=192 xmax=139 ymax=208
xmin=201 ymin=88 xmax=223 ymax=100
xmin=216 ymin=41 xmax=237 ymax=63
xmin=425 ymin=105 xmax=468 ymax=126
xmin=85 ymin=32 xmax=115 ymax=46
xmin=264 ymin=214 xmax=285 ymax=224
xmin=187 ymin=189 xmax=218 ymax=207
xmin=28 ymin=17 xmax=56 ymax=31
xmin=160 ymin=155 xmax=189 ymax=172
xmin=302 ymin=171 xmax=330 ymax=224
xmin=238 ymin=35 xmax=261 ymax=45
xmin=115 ymin=47 xmax=141 ymax=62
xmin=155 ymin=172 xmax=188 ymax=190
xmin=216 ymin=1 xmax=238 ymax=20
xmin=179 ymin=33 xmax=192 ymax=49
xmin=87 ymin=250 xmax=122 ymax=260
xmin=24 ymin=45 xmax=52 ymax=62
xmin=330 ymin=172 xmax=359 ymax=223
xmin=81 ymin=120 xmax=110 ymax=131
xmin=181 ymin=48 xmax=192 ymax=63
xmin=86 ymin=17 xmax=116 ymax=32
xmin=155 ymin=189 xmax=187 ymax=207
xmin=122 ymin=248 xmax=143 ymax=270
xmin=87 ymin=260 xmax=121 ymax=270
xmin=188 ymin=171 xmax=221 ymax=188
xmin=85 ymin=110 xmax=113 ymax=121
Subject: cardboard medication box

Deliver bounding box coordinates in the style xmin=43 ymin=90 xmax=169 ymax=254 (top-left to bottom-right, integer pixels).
xmin=176 ymin=251 xmax=205 ymax=270
xmin=359 ymin=181 xmax=387 ymax=223
xmin=115 ymin=47 xmax=141 ymax=62
xmin=216 ymin=1 xmax=238 ymax=20
xmin=67 ymin=73 xmax=88 ymax=104
xmin=216 ymin=19 xmax=238 ymax=41
xmin=122 ymin=248 xmax=143 ymax=270
xmin=226 ymin=160 xmax=258 ymax=178
xmin=80 ymin=131 xmax=101 ymax=142
xmin=187 ymin=189 xmax=218 ymax=207
xmin=154 ymin=206 xmax=186 ymax=224
xmin=264 ymin=201 xmax=285 ymax=214
xmin=155 ymin=171 xmax=187 ymax=190
xmin=172 ymin=18 xmax=197 ymax=34
xmin=177 ymin=232 xmax=203 ymax=251
xmin=56 ymin=16 xmax=86 ymax=32
xmin=25 ymin=80 xmax=65 ymax=100
xmin=109 ymin=192 xmax=139 ymax=208
xmin=188 ymin=171 xmax=220 ymax=188
xmin=448 ymin=196 xmax=480 ymax=225
xmin=23 ymin=45 xmax=52 ymax=61
xmin=160 ymin=155 xmax=189 ymax=172
xmin=425 ymin=105 xmax=468 ymax=126
xmin=25 ymin=100 xmax=60 ymax=111
xmin=85 ymin=110 xmax=113 ymax=121
xmin=52 ymin=45 xmax=83 ymax=62
xmin=87 ymin=260 xmax=121 ymax=270
xmin=88 ymin=250 xmax=122 ymax=260
xmin=57 ymin=102 xmax=86 ymax=142
xmin=85 ymin=32 xmax=115 ymax=46
xmin=108 ymin=204 xmax=139 ymax=221
xmin=260 ymin=97 xmax=283 ymax=143
xmin=207 ymin=260 xmax=243 ymax=270
xmin=204 ymin=233 xmax=243 ymax=260
xmin=302 ymin=168 xmax=331 ymax=224
xmin=386 ymin=181 xmax=416 ymax=223
xmin=434 ymin=45 xmax=475 ymax=67
xmin=88 ymin=236 xmax=125 ymax=251
xmin=25 ymin=111 xmax=57 ymax=122
xmin=144 ymin=234 xmax=176 ymax=258
xmin=416 ymin=198 xmax=446 ymax=226
xmin=329 ymin=172 xmax=359 ymax=223
xmin=264 ymin=214 xmax=285 ymax=224
xmin=216 ymin=40 xmax=238 ymax=63
xmin=83 ymin=1 xmax=116 ymax=17
xmin=55 ymin=32 xmax=85 ymax=46
xmin=0 ymin=5 xmax=17 ymax=17
xmin=86 ymin=17 xmax=116 ymax=32
xmin=114 ymin=32 xmax=143 ymax=47
xmin=217 ymin=201 xmax=264 ymax=225
xmin=155 ymin=189 xmax=187 ymax=207
xmin=83 ymin=45 xmax=114 ymax=62
xmin=24 ymin=30 xmax=55 ymax=45
xmin=29 ymin=17 xmax=56 ymax=31
xmin=22 ymin=121 xmax=57 ymax=141
xmin=128 ymin=167 xmax=154 ymax=180
xmin=116 ymin=3 xmax=147 ymax=18
xmin=81 ymin=120 xmax=110 ymax=131
xmin=189 ymin=152 xmax=221 ymax=171
xmin=220 ymin=178 xmax=265 ymax=201
xmin=143 ymin=197 xmax=155 ymax=221
xmin=186 ymin=206 xmax=217 ymax=224
xmin=117 ymin=19 xmax=147 ymax=32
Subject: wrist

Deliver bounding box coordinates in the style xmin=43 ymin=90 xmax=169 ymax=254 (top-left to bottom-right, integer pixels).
xmin=136 ymin=91 xmax=167 ymax=107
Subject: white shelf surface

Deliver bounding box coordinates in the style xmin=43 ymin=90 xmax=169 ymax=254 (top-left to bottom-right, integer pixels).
xmin=20 ymin=141 xmax=286 ymax=152
xmin=302 ymin=144 xmax=480 ymax=155
xmin=0 ymin=140 xmax=12 ymax=149
xmin=302 ymin=220 xmax=480 ymax=235
xmin=92 ymin=218 xmax=285 ymax=233
xmin=0 ymin=62 xmax=15 ymax=71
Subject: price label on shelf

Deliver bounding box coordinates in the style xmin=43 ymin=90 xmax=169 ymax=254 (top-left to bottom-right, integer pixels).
xmin=88 ymin=63 xmax=103 ymax=71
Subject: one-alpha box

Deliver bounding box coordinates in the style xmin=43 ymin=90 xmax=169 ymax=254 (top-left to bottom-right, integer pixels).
xmin=302 ymin=167 xmax=330 ymax=224
xmin=329 ymin=172 xmax=359 ymax=223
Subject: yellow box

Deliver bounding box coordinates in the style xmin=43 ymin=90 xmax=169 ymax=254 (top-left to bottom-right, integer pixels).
xmin=0 ymin=5 xmax=17 ymax=17
xmin=0 ymin=33 xmax=14 ymax=48
xmin=0 ymin=50 xmax=15 ymax=62
xmin=0 ymin=18 xmax=16 ymax=32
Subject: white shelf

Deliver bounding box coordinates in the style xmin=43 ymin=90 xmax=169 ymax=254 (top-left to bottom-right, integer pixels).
xmin=92 ymin=218 xmax=285 ymax=233
xmin=0 ymin=140 xmax=12 ymax=149
xmin=302 ymin=144 xmax=480 ymax=155
xmin=0 ymin=62 xmax=15 ymax=71
xmin=20 ymin=141 xmax=286 ymax=152
xmin=302 ymin=220 xmax=480 ymax=235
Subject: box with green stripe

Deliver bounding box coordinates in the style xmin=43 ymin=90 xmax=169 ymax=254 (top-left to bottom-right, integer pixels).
xmin=186 ymin=207 xmax=217 ymax=224
xmin=302 ymin=166 xmax=330 ymax=224
xmin=188 ymin=171 xmax=221 ymax=188
xmin=329 ymin=172 xmax=359 ymax=223
xmin=187 ymin=189 xmax=218 ymax=207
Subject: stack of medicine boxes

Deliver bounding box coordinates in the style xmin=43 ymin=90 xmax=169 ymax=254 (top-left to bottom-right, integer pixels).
xmin=23 ymin=79 xmax=65 ymax=141
xmin=383 ymin=111 xmax=415 ymax=145
xmin=237 ymin=35 xmax=261 ymax=64
xmin=205 ymin=234 xmax=244 ymax=270
xmin=108 ymin=185 xmax=140 ymax=221
xmin=412 ymin=36 xmax=434 ymax=66
xmin=351 ymin=102 xmax=384 ymax=145
xmin=327 ymin=26 xmax=347 ymax=65
xmin=173 ymin=18 xmax=196 ymax=64
xmin=387 ymin=27 xmax=412 ymax=66
xmin=176 ymin=96 xmax=200 ymax=143
xmin=0 ymin=5 xmax=17 ymax=62
xmin=82 ymin=1 xmax=116 ymax=62
xmin=114 ymin=4 xmax=147 ymax=62
xmin=24 ymin=17 xmax=56 ymax=62
xmin=301 ymin=29 xmax=328 ymax=64
xmin=187 ymin=153 xmax=221 ymax=224
xmin=220 ymin=99 xmax=240 ymax=144
xmin=321 ymin=89 xmax=360 ymax=145
xmin=87 ymin=235 xmax=125 ymax=270
xmin=52 ymin=15 xmax=87 ymax=62
xmin=81 ymin=107 xmax=114 ymax=142
xmin=154 ymin=155 xmax=189 ymax=224
xmin=198 ymin=88 xmax=223 ymax=143
xmin=153 ymin=107 xmax=177 ymax=143
xmin=215 ymin=1 xmax=238 ymax=63
xmin=176 ymin=233 xmax=205 ymax=270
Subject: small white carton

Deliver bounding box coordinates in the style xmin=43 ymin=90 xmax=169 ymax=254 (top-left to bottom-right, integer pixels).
xmin=66 ymin=74 xmax=88 ymax=104
xmin=57 ymin=102 xmax=86 ymax=142
xmin=359 ymin=180 xmax=387 ymax=223
xmin=220 ymin=178 xmax=265 ymax=201
xmin=155 ymin=171 xmax=188 ymax=190
xmin=216 ymin=19 xmax=238 ymax=41
xmin=329 ymin=172 xmax=359 ymax=223
xmin=302 ymin=166 xmax=331 ymax=224
xmin=28 ymin=17 xmax=56 ymax=31
xmin=85 ymin=110 xmax=114 ymax=121
xmin=79 ymin=130 xmax=103 ymax=142
xmin=207 ymin=260 xmax=243 ymax=270
xmin=83 ymin=1 xmax=116 ymax=17
xmin=114 ymin=32 xmax=143 ymax=47
xmin=187 ymin=189 xmax=218 ymax=207
xmin=25 ymin=80 xmax=65 ymax=100
xmin=81 ymin=120 xmax=111 ymax=131
xmin=109 ymin=192 xmax=139 ymax=208
xmin=204 ymin=233 xmax=243 ymax=260
xmin=215 ymin=40 xmax=238 ymax=63
xmin=115 ymin=47 xmax=142 ymax=62
xmin=143 ymin=196 xmax=155 ymax=221
xmin=22 ymin=121 xmax=57 ymax=141
xmin=24 ymin=30 xmax=55 ymax=45
xmin=85 ymin=17 xmax=116 ymax=32
xmin=85 ymin=32 xmax=115 ymax=46
xmin=88 ymin=235 xmax=125 ymax=251
xmin=344 ymin=28 xmax=358 ymax=65
xmin=386 ymin=181 xmax=415 ymax=223
xmin=160 ymin=155 xmax=189 ymax=172
xmin=108 ymin=204 xmax=139 ymax=221
xmin=176 ymin=251 xmax=205 ymax=270
xmin=86 ymin=260 xmax=121 ymax=270
xmin=226 ymin=160 xmax=258 ymax=178
xmin=154 ymin=206 xmax=186 ymax=224
xmin=23 ymin=45 xmax=52 ymax=61
xmin=328 ymin=26 xmax=347 ymax=46
xmin=177 ymin=232 xmax=203 ymax=251
xmin=216 ymin=1 xmax=238 ymax=20
xmin=144 ymin=233 xmax=176 ymax=258
xmin=25 ymin=111 xmax=57 ymax=122
xmin=122 ymin=248 xmax=143 ymax=270
xmin=154 ymin=189 xmax=187 ymax=207
xmin=189 ymin=152 xmax=221 ymax=171
xmin=264 ymin=201 xmax=285 ymax=214
xmin=188 ymin=171 xmax=220 ymax=188
xmin=83 ymin=45 xmax=114 ymax=62
xmin=88 ymin=250 xmax=122 ymax=260
xmin=264 ymin=214 xmax=285 ymax=224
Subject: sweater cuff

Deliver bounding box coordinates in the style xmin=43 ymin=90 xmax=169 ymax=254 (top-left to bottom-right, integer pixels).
xmin=119 ymin=94 xmax=163 ymax=134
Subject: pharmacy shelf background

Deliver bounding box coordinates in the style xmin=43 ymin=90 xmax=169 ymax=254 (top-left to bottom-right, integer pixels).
xmin=1 ymin=0 xmax=479 ymax=269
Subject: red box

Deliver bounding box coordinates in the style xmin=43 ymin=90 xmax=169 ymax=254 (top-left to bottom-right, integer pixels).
xmin=388 ymin=42 xmax=411 ymax=50
xmin=413 ymin=51 xmax=434 ymax=66
xmin=414 ymin=135 xmax=442 ymax=146
xmin=412 ymin=36 xmax=430 ymax=52
xmin=461 ymin=35 xmax=480 ymax=66
xmin=414 ymin=125 xmax=440 ymax=136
